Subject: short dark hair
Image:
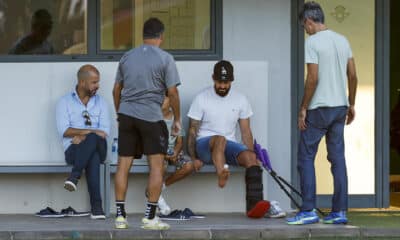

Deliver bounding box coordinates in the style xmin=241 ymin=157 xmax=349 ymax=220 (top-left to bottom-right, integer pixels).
xmin=143 ymin=18 xmax=165 ymax=39
xmin=299 ymin=1 xmax=325 ymax=24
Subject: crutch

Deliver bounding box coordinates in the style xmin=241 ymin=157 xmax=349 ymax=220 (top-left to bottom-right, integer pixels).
xmin=254 ymin=140 xmax=324 ymax=216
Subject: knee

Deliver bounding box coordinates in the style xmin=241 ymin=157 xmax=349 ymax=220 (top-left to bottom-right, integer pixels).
xmin=239 ymin=151 xmax=258 ymax=168
xmin=193 ymin=159 xmax=203 ymax=171
xmin=182 ymin=162 xmax=195 ymax=172
xmin=210 ymin=135 xmax=226 ymax=150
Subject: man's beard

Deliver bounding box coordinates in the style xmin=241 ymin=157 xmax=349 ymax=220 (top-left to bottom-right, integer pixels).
xmin=214 ymin=85 xmax=230 ymax=97
xmin=87 ymin=89 xmax=97 ymax=97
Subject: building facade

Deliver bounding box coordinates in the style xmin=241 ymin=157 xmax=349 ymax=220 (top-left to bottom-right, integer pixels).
xmin=0 ymin=0 xmax=396 ymax=214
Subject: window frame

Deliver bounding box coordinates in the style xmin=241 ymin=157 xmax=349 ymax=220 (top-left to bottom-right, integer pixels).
xmin=0 ymin=0 xmax=222 ymax=62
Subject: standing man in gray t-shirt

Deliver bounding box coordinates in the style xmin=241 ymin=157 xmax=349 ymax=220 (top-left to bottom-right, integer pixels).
xmin=287 ymin=2 xmax=358 ymax=225
xmin=112 ymin=18 xmax=182 ymax=230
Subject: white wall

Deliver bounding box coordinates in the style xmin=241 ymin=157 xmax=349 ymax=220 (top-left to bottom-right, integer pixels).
xmin=223 ymin=0 xmax=292 ymax=210
xmin=0 ymin=0 xmax=292 ymax=213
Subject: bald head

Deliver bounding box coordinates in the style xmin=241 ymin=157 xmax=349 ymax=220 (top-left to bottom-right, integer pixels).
xmin=77 ymin=64 xmax=100 ymax=97
xmin=77 ymin=64 xmax=99 ymax=82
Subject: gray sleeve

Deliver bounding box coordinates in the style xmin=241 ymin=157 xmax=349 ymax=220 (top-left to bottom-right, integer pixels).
xmin=164 ymin=54 xmax=181 ymax=88
xmin=115 ymin=61 xmax=124 ymax=83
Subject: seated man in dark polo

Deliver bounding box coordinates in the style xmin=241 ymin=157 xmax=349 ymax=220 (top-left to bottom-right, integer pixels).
xmin=186 ymin=60 xmax=270 ymax=218
xmin=56 ymin=64 xmax=110 ymax=219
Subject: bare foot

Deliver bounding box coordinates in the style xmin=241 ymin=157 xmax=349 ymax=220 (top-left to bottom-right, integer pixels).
xmin=218 ymin=168 xmax=230 ymax=188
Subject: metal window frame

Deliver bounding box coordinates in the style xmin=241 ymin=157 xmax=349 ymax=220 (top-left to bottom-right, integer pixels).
xmin=291 ymin=0 xmax=391 ymax=208
xmin=0 ymin=0 xmax=222 ymax=63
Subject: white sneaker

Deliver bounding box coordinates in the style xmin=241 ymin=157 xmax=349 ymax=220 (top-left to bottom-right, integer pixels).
xmin=265 ymin=200 xmax=286 ymax=218
xmin=64 ymin=180 xmax=77 ymax=192
xmin=115 ymin=215 xmax=128 ymax=229
xmin=141 ymin=216 xmax=170 ymax=230
xmin=158 ymin=194 xmax=171 ymax=215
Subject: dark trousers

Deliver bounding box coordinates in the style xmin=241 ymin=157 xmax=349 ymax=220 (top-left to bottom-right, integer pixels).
xmin=297 ymin=106 xmax=348 ymax=212
xmin=65 ymin=133 xmax=107 ymax=210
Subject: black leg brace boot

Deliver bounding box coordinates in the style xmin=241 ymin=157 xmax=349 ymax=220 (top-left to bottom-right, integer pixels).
xmin=246 ymin=166 xmax=270 ymax=218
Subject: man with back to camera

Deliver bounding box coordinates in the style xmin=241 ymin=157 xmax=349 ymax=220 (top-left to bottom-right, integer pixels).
xmin=112 ymin=17 xmax=182 ymax=230
xmin=186 ymin=60 xmax=270 ymax=218
xmin=56 ymin=64 xmax=110 ymax=219
xmin=286 ymin=1 xmax=358 ymax=225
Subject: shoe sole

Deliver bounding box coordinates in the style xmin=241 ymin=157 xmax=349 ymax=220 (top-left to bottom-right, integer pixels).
xmin=323 ymin=218 xmax=348 ymax=224
xmin=90 ymin=215 xmax=106 ymax=220
xmin=65 ymin=213 xmax=90 ymax=217
xmin=159 ymin=217 xmax=190 ymax=221
xmin=115 ymin=223 xmax=128 ymax=229
xmin=287 ymin=217 xmax=320 ymax=225
xmin=190 ymin=216 xmax=205 ymax=219
xmin=64 ymin=181 xmax=77 ymax=192
xmin=35 ymin=214 xmax=65 ymax=218
xmin=265 ymin=213 xmax=286 ymax=218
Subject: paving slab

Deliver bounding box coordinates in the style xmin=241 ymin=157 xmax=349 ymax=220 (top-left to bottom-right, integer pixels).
xmin=0 ymin=214 xmax=397 ymax=239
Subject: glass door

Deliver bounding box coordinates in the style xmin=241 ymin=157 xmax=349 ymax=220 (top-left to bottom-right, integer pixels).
xmin=302 ymin=0 xmax=376 ymax=206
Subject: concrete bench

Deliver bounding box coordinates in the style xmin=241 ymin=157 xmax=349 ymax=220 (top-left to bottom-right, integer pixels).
xmin=0 ymin=164 xmax=108 ymax=211
xmin=103 ymin=161 xmax=244 ymax=217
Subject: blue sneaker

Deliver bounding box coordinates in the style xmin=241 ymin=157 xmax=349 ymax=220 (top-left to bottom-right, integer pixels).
xmin=286 ymin=210 xmax=319 ymax=225
xmin=322 ymin=211 xmax=348 ymax=224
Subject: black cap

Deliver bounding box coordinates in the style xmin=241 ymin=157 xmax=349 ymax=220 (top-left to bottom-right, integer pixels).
xmin=213 ymin=60 xmax=234 ymax=81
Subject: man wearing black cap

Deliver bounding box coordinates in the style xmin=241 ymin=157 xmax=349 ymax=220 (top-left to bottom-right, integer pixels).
xmin=112 ymin=17 xmax=181 ymax=230
xmin=186 ymin=60 xmax=270 ymax=218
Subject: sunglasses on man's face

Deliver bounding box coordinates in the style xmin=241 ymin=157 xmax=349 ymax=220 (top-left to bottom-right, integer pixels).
xmin=82 ymin=110 xmax=92 ymax=126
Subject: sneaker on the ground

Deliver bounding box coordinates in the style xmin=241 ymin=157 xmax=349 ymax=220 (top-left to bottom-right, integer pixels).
xmin=141 ymin=216 xmax=170 ymax=230
xmin=158 ymin=194 xmax=171 ymax=215
xmin=115 ymin=215 xmax=128 ymax=229
xmin=90 ymin=208 xmax=106 ymax=220
xmin=159 ymin=209 xmax=190 ymax=221
xmin=64 ymin=177 xmax=77 ymax=192
xmin=265 ymin=200 xmax=286 ymax=218
xmin=60 ymin=206 xmax=90 ymax=217
xmin=182 ymin=208 xmax=205 ymax=219
xmin=286 ymin=209 xmax=319 ymax=225
xmin=322 ymin=211 xmax=348 ymax=224
xmin=35 ymin=207 xmax=65 ymax=218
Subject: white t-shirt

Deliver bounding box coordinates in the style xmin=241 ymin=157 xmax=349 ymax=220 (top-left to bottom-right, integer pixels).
xmin=187 ymin=86 xmax=253 ymax=142
xmin=305 ymin=29 xmax=353 ymax=110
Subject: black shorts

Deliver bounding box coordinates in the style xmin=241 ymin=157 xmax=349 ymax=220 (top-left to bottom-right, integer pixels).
xmin=118 ymin=113 xmax=168 ymax=158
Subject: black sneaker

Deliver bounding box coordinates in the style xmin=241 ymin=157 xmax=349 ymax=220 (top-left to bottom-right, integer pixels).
xmin=182 ymin=208 xmax=205 ymax=219
xmin=64 ymin=177 xmax=78 ymax=192
xmin=91 ymin=207 xmax=106 ymax=220
xmin=35 ymin=207 xmax=65 ymax=218
xmin=60 ymin=206 xmax=90 ymax=217
xmin=159 ymin=209 xmax=190 ymax=221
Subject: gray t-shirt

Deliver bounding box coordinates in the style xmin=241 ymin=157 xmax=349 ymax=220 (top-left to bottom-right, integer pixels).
xmin=115 ymin=44 xmax=181 ymax=122
xmin=305 ymin=30 xmax=352 ymax=110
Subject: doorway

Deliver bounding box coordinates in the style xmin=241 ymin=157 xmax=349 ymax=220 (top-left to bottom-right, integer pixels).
xmin=390 ymin=0 xmax=400 ymax=208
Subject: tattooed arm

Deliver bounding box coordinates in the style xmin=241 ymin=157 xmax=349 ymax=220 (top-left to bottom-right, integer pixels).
xmin=187 ymin=118 xmax=200 ymax=159
xmin=187 ymin=118 xmax=203 ymax=171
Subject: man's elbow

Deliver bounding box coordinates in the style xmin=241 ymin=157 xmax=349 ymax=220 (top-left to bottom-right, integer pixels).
xmin=167 ymin=86 xmax=179 ymax=97
xmin=349 ymin=74 xmax=358 ymax=83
